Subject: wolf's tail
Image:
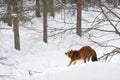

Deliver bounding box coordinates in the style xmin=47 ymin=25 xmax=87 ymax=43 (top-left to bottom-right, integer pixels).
xmin=92 ymin=49 xmax=97 ymax=61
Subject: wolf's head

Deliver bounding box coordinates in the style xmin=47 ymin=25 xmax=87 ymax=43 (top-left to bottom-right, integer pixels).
xmin=65 ymin=50 xmax=74 ymax=58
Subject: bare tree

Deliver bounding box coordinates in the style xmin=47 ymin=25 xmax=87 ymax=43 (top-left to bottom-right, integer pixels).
xmin=12 ymin=0 xmax=20 ymax=50
xmin=43 ymin=0 xmax=48 ymax=43
xmin=35 ymin=0 xmax=40 ymax=17
xmin=6 ymin=0 xmax=12 ymax=26
xmin=19 ymin=0 xmax=23 ymax=12
xmin=76 ymin=0 xmax=82 ymax=36
xmin=85 ymin=2 xmax=120 ymax=61
xmin=106 ymin=0 xmax=119 ymax=7
xmin=48 ymin=0 xmax=55 ymax=17
xmin=62 ymin=0 xmax=67 ymax=4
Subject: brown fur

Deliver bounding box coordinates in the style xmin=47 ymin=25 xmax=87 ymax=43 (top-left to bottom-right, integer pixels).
xmin=65 ymin=46 xmax=97 ymax=66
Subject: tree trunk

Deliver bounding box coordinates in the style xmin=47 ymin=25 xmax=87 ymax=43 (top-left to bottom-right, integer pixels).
xmin=19 ymin=0 xmax=23 ymax=12
xmin=49 ymin=0 xmax=55 ymax=17
xmin=118 ymin=0 xmax=120 ymax=5
xmin=83 ymin=0 xmax=88 ymax=8
xmin=12 ymin=0 xmax=21 ymax=50
xmin=35 ymin=0 xmax=40 ymax=17
xmin=113 ymin=0 xmax=118 ymax=8
xmin=97 ymin=0 xmax=101 ymax=5
xmin=43 ymin=0 xmax=48 ymax=43
xmin=3 ymin=0 xmax=7 ymax=4
xmin=7 ymin=0 xmax=12 ymax=26
xmin=13 ymin=16 xmax=20 ymax=50
xmin=62 ymin=0 xmax=67 ymax=4
xmin=70 ymin=0 xmax=77 ymax=4
xmin=76 ymin=0 xmax=82 ymax=36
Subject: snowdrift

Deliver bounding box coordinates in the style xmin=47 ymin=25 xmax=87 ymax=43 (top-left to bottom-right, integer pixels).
xmin=43 ymin=62 xmax=120 ymax=80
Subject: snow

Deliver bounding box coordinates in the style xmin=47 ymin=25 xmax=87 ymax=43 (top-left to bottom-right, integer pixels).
xmin=0 ymin=5 xmax=120 ymax=80
xmin=43 ymin=62 xmax=120 ymax=80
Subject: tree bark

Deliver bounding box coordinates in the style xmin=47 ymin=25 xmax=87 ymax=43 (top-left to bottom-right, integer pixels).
xmin=35 ymin=0 xmax=40 ymax=17
xmin=49 ymin=0 xmax=55 ymax=17
xmin=119 ymin=0 xmax=120 ymax=5
xmin=7 ymin=0 xmax=12 ymax=26
xmin=62 ymin=0 xmax=67 ymax=4
xmin=12 ymin=0 xmax=21 ymax=50
xmin=19 ymin=0 xmax=23 ymax=12
xmin=76 ymin=0 xmax=82 ymax=36
xmin=43 ymin=0 xmax=48 ymax=43
xmin=13 ymin=16 xmax=20 ymax=50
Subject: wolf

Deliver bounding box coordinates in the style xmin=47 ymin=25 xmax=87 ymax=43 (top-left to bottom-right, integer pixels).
xmin=65 ymin=46 xmax=97 ymax=66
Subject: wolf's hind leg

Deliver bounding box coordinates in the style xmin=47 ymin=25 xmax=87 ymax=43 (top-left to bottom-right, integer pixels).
xmin=84 ymin=58 xmax=86 ymax=63
xmin=88 ymin=57 xmax=90 ymax=61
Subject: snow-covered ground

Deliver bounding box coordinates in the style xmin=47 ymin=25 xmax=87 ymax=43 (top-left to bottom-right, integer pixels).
xmin=43 ymin=62 xmax=120 ymax=80
xmin=0 ymin=7 xmax=120 ymax=80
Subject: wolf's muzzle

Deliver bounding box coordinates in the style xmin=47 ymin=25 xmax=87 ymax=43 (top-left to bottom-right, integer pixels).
xmin=65 ymin=53 xmax=67 ymax=55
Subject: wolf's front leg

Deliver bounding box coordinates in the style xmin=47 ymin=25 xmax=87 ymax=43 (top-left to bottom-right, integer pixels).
xmin=67 ymin=60 xmax=73 ymax=66
xmin=73 ymin=60 xmax=77 ymax=65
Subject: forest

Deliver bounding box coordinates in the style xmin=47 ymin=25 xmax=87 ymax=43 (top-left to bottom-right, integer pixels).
xmin=0 ymin=0 xmax=120 ymax=80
